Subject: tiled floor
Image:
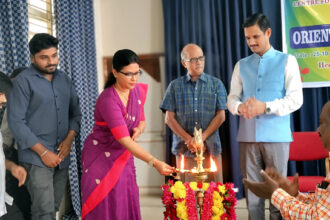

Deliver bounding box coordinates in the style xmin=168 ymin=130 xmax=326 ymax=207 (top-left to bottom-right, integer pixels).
xmin=140 ymin=194 xmax=270 ymax=220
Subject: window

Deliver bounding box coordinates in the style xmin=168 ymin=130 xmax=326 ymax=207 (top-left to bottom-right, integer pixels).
xmin=28 ymin=0 xmax=55 ymax=40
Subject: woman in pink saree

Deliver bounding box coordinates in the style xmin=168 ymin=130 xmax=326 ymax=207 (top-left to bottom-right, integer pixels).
xmin=81 ymin=49 xmax=174 ymax=220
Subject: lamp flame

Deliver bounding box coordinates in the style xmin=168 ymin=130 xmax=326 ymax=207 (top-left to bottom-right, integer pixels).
xmin=210 ymin=156 xmax=217 ymax=172
xmin=180 ymin=154 xmax=185 ymax=172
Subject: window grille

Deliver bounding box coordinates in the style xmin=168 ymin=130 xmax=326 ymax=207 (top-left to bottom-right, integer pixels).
xmin=28 ymin=0 xmax=55 ymax=40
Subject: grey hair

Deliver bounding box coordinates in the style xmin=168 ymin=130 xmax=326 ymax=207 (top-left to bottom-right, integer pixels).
xmin=180 ymin=43 xmax=203 ymax=61
xmin=181 ymin=49 xmax=188 ymax=60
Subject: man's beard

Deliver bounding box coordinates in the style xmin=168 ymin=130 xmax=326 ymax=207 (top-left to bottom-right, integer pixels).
xmin=0 ymin=101 xmax=6 ymax=109
xmin=33 ymin=63 xmax=57 ymax=75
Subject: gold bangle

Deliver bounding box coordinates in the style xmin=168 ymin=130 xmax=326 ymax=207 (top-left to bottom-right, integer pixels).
xmin=147 ymin=157 xmax=155 ymax=167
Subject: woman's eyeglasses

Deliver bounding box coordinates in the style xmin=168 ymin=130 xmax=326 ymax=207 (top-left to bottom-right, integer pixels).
xmin=119 ymin=70 xmax=142 ymax=79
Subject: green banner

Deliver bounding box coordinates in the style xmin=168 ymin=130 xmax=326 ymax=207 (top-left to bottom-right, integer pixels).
xmin=282 ymin=0 xmax=330 ymax=88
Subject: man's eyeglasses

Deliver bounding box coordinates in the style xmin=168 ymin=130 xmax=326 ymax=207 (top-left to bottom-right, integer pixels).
xmin=119 ymin=70 xmax=142 ymax=78
xmin=185 ymin=56 xmax=205 ymax=64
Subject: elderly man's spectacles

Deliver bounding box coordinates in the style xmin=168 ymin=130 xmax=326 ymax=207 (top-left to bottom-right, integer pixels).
xmin=119 ymin=70 xmax=142 ymax=78
xmin=185 ymin=56 xmax=205 ymax=64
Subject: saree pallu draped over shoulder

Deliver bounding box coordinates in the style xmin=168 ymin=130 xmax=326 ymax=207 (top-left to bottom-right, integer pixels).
xmin=81 ymin=83 xmax=148 ymax=220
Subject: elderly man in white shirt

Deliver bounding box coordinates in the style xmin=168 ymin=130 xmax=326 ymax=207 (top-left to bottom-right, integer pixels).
xmin=227 ymin=13 xmax=303 ymax=220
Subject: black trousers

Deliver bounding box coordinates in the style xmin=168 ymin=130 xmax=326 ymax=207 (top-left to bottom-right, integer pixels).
xmin=0 ymin=203 xmax=24 ymax=220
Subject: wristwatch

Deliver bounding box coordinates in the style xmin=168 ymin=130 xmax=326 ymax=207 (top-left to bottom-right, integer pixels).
xmin=265 ymin=103 xmax=271 ymax=114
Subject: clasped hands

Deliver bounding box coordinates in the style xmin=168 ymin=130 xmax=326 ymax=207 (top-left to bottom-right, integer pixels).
xmin=238 ymin=97 xmax=266 ymax=119
xmin=41 ymin=138 xmax=73 ymax=168
xmin=243 ymin=167 xmax=299 ymax=199
xmin=185 ymin=133 xmax=206 ymax=153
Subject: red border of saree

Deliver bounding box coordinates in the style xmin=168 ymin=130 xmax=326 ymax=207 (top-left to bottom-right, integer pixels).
xmin=81 ymin=149 xmax=131 ymax=219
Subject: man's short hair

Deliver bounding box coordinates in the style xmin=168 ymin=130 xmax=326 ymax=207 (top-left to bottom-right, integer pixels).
xmin=180 ymin=43 xmax=203 ymax=60
xmin=181 ymin=49 xmax=189 ymax=61
xmin=0 ymin=72 xmax=13 ymax=95
xmin=243 ymin=13 xmax=270 ymax=33
xmin=29 ymin=33 xmax=58 ymax=55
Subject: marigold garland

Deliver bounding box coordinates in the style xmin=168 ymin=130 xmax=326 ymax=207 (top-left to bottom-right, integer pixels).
xmin=161 ymin=181 xmax=237 ymax=220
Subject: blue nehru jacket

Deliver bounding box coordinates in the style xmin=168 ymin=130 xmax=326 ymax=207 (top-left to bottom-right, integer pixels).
xmin=7 ymin=65 xmax=81 ymax=168
xmin=160 ymin=73 xmax=227 ymax=157
xmin=237 ymin=47 xmax=292 ymax=142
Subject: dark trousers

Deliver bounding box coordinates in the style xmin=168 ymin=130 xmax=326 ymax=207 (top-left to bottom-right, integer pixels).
xmin=21 ymin=163 xmax=68 ymax=220
xmin=4 ymin=147 xmax=31 ymax=220
xmin=0 ymin=203 xmax=24 ymax=220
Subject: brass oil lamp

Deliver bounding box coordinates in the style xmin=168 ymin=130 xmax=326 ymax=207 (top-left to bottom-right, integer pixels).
xmin=172 ymin=127 xmax=217 ymax=218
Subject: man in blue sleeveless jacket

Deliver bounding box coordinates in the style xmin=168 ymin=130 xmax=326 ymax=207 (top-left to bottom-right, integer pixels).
xmin=227 ymin=13 xmax=303 ymax=220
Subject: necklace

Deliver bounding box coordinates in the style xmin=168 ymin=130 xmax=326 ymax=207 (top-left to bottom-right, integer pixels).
xmin=114 ymin=84 xmax=129 ymax=106
xmin=119 ymin=93 xmax=129 ymax=105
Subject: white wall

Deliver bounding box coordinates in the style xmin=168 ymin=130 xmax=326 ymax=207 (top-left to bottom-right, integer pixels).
xmin=94 ymin=0 xmax=165 ymax=91
xmin=93 ymin=0 xmax=167 ymax=195
xmin=134 ymin=61 xmax=167 ymax=194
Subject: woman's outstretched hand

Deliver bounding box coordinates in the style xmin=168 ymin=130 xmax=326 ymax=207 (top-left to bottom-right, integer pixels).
xmin=154 ymin=160 xmax=175 ymax=176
